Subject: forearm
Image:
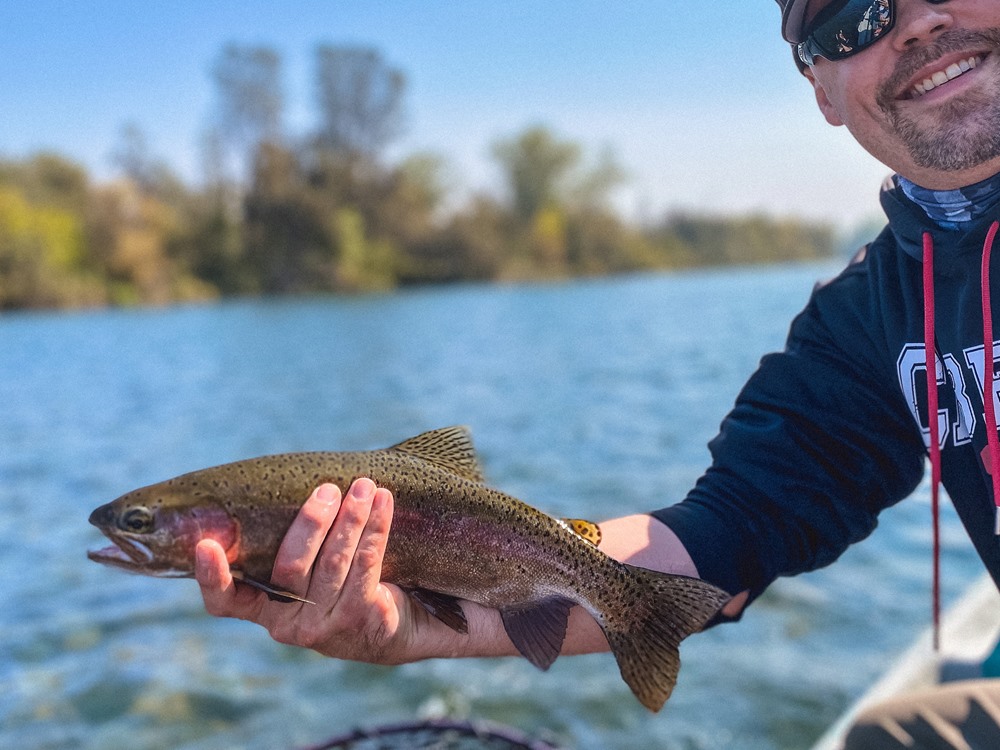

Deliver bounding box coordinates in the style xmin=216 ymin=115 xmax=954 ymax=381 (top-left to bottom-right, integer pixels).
xmin=563 ymin=513 xmax=698 ymax=654
xmin=566 ymin=514 xmax=746 ymax=648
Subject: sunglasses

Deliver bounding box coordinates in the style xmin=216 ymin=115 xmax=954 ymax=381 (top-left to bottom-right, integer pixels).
xmin=797 ymin=0 xmax=894 ymax=66
xmin=796 ymin=0 xmax=954 ymax=66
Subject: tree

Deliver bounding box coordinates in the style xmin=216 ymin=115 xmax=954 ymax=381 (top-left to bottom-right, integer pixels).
xmin=567 ymin=145 xmax=627 ymax=212
xmin=492 ymin=126 xmax=580 ymax=224
xmin=0 ymin=185 xmax=104 ymax=309
xmin=110 ymin=123 xmax=157 ymax=191
xmin=209 ymin=44 xmax=285 ymax=183
xmin=655 ymin=212 xmax=836 ymax=266
xmin=0 ymin=153 xmax=89 ymax=213
xmin=242 ymin=142 xmax=330 ymax=294
xmin=313 ymin=45 xmax=406 ymax=164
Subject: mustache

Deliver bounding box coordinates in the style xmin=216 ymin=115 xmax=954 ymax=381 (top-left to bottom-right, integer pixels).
xmin=877 ymin=27 xmax=1000 ymax=109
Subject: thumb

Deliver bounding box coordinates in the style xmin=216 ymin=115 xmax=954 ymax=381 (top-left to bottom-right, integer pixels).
xmin=195 ymin=538 xmax=245 ymax=617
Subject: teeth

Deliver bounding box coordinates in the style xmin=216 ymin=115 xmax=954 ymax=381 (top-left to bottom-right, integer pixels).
xmin=911 ymin=56 xmax=981 ymax=97
xmin=132 ymin=540 xmax=154 ymax=563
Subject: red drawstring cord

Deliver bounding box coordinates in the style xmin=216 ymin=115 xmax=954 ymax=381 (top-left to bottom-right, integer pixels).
xmin=981 ymin=221 xmax=1000 ymax=533
xmin=925 ymin=221 xmax=1000 ymax=652
xmin=922 ymin=231 xmax=941 ymax=651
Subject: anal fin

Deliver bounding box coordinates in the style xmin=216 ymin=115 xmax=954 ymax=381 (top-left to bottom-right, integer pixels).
xmin=231 ymin=570 xmax=315 ymax=605
xmin=404 ymin=587 xmax=469 ymax=633
xmin=500 ymin=597 xmax=574 ymax=671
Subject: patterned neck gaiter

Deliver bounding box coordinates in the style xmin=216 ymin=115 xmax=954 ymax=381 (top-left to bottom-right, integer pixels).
xmin=898 ymin=172 xmax=1000 ymax=231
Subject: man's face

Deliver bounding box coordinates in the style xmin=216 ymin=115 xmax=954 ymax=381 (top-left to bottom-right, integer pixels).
xmin=805 ymin=0 xmax=1000 ymax=189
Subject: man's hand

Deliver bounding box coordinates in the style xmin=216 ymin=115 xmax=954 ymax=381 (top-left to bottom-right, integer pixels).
xmin=195 ymin=478 xmax=419 ymax=664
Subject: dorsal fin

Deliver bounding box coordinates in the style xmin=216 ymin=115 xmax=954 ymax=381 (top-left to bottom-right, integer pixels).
xmin=562 ymin=518 xmax=602 ymax=547
xmin=388 ymin=426 xmax=486 ymax=483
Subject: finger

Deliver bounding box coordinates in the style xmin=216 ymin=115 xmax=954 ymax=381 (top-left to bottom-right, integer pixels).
xmin=196 ymin=540 xmax=273 ymax=624
xmin=308 ymin=477 xmax=377 ymax=606
xmin=195 ymin=539 xmax=247 ymax=616
xmin=339 ymin=487 xmax=394 ymax=606
xmin=270 ymin=483 xmax=343 ymax=593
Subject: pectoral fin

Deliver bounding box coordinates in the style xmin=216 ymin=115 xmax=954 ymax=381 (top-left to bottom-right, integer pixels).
xmin=403 ymin=587 xmax=469 ymax=633
xmin=231 ymin=571 xmax=316 ymax=605
xmin=500 ymin=597 xmax=574 ymax=671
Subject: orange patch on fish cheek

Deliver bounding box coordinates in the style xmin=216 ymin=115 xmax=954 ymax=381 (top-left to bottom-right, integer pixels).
xmin=215 ymin=516 xmax=242 ymax=564
xmin=180 ymin=510 xmax=241 ymax=565
xmin=227 ymin=516 xmax=242 ymax=563
xmin=225 ymin=538 xmax=241 ymax=565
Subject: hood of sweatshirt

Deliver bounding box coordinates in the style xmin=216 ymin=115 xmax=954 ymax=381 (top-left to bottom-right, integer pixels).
xmin=880 ymin=177 xmax=1000 ymax=266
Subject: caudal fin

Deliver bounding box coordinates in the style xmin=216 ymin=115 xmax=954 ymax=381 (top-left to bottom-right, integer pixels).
xmin=603 ymin=566 xmax=730 ymax=712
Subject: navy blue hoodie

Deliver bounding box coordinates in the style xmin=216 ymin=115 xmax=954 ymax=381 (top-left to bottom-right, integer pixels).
xmin=654 ymin=179 xmax=1000 ymax=606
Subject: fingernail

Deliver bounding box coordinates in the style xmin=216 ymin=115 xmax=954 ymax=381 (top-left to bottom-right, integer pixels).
xmin=350 ymin=478 xmax=376 ymax=502
xmin=195 ymin=544 xmax=211 ymax=572
xmin=315 ymin=483 xmax=339 ymax=505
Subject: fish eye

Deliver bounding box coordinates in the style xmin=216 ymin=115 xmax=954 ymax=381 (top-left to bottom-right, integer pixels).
xmin=119 ymin=507 xmax=154 ymax=534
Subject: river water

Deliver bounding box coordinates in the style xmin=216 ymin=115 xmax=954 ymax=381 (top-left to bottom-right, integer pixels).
xmin=0 ymin=263 xmax=985 ymax=749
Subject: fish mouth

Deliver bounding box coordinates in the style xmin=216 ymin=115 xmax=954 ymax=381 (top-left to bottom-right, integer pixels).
xmin=87 ymin=526 xmax=195 ymax=577
xmin=87 ymin=534 xmax=155 ymax=570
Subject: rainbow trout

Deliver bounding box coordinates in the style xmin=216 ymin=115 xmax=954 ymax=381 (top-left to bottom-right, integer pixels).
xmin=87 ymin=426 xmax=729 ymax=711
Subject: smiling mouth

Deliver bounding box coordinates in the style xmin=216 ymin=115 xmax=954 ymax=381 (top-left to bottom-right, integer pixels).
xmin=909 ymin=54 xmax=987 ymax=98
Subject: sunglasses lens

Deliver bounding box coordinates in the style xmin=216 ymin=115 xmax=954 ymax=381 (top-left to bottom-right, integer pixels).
xmin=803 ymin=0 xmax=894 ymax=63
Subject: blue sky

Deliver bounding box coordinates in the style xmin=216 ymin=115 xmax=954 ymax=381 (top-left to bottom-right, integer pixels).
xmin=0 ymin=1 xmax=893 ymax=227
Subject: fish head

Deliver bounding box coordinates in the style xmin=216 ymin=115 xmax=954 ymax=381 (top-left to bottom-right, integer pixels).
xmin=87 ymin=483 xmax=240 ymax=578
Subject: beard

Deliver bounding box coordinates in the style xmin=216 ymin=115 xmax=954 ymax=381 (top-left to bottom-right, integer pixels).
xmin=877 ymin=28 xmax=1000 ymax=172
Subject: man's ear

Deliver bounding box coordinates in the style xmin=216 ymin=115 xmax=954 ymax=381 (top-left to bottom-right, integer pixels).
xmin=804 ymin=67 xmax=845 ymax=127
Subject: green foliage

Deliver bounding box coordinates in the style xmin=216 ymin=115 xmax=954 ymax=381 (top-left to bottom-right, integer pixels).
xmin=0 ymin=153 xmax=218 ymax=309
xmin=0 ymin=45 xmax=841 ymax=312
xmin=493 ymin=126 xmax=580 ymax=223
xmin=0 ymin=152 xmax=89 ymax=212
xmin=0 ymin=184 xmax=94 ymax=309
xmin=333 ymin=207 xmax=396 ymax=291
xmin=656 ymin=213 xmax=836 ymax=267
